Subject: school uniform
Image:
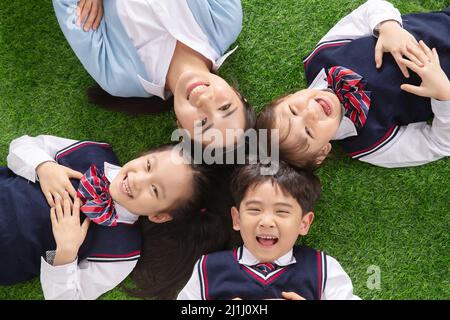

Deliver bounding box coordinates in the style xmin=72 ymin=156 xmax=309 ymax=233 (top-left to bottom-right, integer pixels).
xmin=2 ymin=135 xmax=141 ymax=299
xmin=52 ymin=0 xmax=242 ymax=98
xmin=177 ymin=245 xmax=359 ymax=300
xmin=302 ymin=0 xmax=450 ymax=168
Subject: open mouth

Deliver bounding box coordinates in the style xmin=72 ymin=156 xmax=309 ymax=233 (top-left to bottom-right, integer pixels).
xmin=256 ymin=235 xmax=279 ymax=247
xmin=316 ymin=97 xmax=332 ymax=117
xmin=121 ymin=175 xmax=133 ymax=198
xmin=186 ymin=82 xmax=209 ymax=99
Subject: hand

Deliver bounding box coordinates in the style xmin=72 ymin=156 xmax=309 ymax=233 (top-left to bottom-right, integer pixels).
xmin=51 ymin=193 xmax=90 ymax=266
xmin=77 ymin=0 xmax=103 ymax=32
xmin=375 ymin=20 xmax=427 ymax=78
xmin=36 ymin=161 xmax=83 ymax=207
xmin=281 ymin=292 xmax=306 ymax=300
xmin=400 ymin=41 xmax=450 ymax=101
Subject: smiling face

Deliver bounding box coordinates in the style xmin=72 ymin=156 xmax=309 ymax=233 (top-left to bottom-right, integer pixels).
xmin=108 ymin=149 xmax=193 ymax=222
xmin=272 ymin=89 xmax=342 ymax=164
xmin=231 ymin=181 xmax=314 ymax=263
xmin=173 ymin=70 xmax=247 ymax=147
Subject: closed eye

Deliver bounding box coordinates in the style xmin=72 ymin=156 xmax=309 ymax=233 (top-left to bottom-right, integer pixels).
xmin=289 ymin=105 xmax=297 ymax=116
xmin=152 ymin=185 xmax=159 ymax=198
xmin=146 ymin=159 xmax=151 ymax=172
xmin=305 ymin=127 xmax=313 ymax=138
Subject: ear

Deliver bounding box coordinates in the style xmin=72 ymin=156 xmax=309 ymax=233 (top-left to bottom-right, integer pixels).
xmin=315 ymin=143 xmax=332 ymax=165
xmin=298 ymin=211 xmax=314 ymax=236
xmin=148 ymin=213 xmax=173 ymax=224
xmin=230 ymin=207 xmax=241 ymax=231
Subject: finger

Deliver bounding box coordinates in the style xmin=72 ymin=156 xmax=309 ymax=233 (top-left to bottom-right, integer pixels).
xmin=77 ymin=0 xmax=86 ymax=26
xmin=394 ymin=54 xmax=409 ymax=78
xmin=84 ymin=5 xmax=98 ymax=31
xmin=54 ymin=196 xmax=64 ymax=221
xmin=92 ymin=5 xmax=103 ymax=30
xmin=374 ymin=43 xmax=383 ymax=69
xmin=282 ymin=292 xmax=305 ymax=300
xmin=80 ymin=1 xmax=93 ymax=29
xmin=433 ymin=48 xmax=440 ymax=65
xmin=81 ymin=218 xmax=91 ymax=237
xmin=44 ymin=191 xmax=55 ymax=207
xmin=63 ymin=192 xmax=72 ymax=216
xmin=73 ymin=196 xmax=81 ymax=219
xmin=419 ymin=40 xmax=433 ymax=60
xmin=398 ymin=57 xmax=421 ymax=74
xmin=67 ymin=186 xmax=78 ymax=200
xmin=400 ymin=84 xmax=427 ymax=97
xmin=50 ymin=207 xmax=58 ymax=225
xmin=404 ymin=45 xmax=425 ymax=67
xmin=65 ymin=167 xmax=83 ymax=180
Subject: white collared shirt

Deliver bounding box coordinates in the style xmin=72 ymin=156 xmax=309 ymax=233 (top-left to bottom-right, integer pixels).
xmin=177 ymin=245 xmax=360 ymax=300
xmin=307 ymin=0 xmax=450 ymax=168
xmin=116 ymin=0 xmax=238 ymax=99
xmin=7 ymin=134 xmax=139 ymax=299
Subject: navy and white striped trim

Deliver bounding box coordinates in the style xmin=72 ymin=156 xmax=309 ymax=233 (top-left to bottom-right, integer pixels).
xmin=86 ymin=252 xmax=141 ymax=263
xmin=198 ymin=255 xmax=207 ymax=300
xmin=55 ymin=140 xmax=111 ymax=160
xmin=351 ymin=126 xmax=400 ymax=159
xmin=320 ymin=251 xmax=327 ymax=295
xmin=303 ymin=39 xmax=353 ymax=66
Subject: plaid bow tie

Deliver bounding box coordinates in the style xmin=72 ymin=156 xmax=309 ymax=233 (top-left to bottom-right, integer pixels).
xmin=251 ymin=262 xmax=280 ymax=275
xmin=326 ymin=66 xmax=371 ymax=130
xmin=77 ymin=164 xmax=118 ymax=227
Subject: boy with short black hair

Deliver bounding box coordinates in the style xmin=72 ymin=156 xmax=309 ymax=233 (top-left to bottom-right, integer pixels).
xmin=177 ymin=162 xmax=359 ymax=300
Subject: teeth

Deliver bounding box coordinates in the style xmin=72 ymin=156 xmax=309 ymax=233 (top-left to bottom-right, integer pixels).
xmin=258 ymin=235 xmax=278 ymax=240
xmin=189 ymin=85 xmax=208 ymax=98
xmin=122 ymin=178 xmax=132 ymax=197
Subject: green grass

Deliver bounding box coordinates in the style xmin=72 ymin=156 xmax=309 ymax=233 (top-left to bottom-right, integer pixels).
xmin=0 ymin=0 xmax=449 ymax=300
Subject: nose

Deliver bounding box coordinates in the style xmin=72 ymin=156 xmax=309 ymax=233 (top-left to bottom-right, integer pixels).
xmin=132 ymin=171 xmax=151 ymax=193
xmin=303 ymin=99 xmax=319 ymax=121
xmin=258 ymin=212 xmax=276 ymax=229
xmin=195 ymin=86 xmax=214 ymax=109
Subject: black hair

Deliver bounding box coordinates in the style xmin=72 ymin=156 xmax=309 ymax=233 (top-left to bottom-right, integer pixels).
xmin=230 ymin=161 xmax=322 ymax=214
xmin=139 ymin=143 xmax=212 ymax=221
xmin=125 ymin=165 xmax=238 ymax=299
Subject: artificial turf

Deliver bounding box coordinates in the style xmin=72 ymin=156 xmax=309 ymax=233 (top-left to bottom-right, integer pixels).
xmin=0 ymin=0 xmax=449 ymax=300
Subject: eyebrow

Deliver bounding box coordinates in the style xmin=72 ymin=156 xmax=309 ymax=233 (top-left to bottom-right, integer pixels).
xmin=274 ymin=202 xmax=293 ymax=208
xmin=152 ymin=156 xmax=166 ymax=199
xmin=244 ymin=200 xmax=263 ymax=206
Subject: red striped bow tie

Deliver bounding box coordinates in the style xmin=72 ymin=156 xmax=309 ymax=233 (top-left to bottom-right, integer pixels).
xmin=251 ymin=262 xmax=280 ymax=275
xmin=326 ymin=66 xmax=371 ymax=130
xmin=77 ymin=164 xmax=118 ymax=227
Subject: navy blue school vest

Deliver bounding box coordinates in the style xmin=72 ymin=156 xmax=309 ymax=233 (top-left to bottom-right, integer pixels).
xmin=303 ymin=8 xmax=450 ymax=158
xmin=197 ymin=246 xmax=327 ymax=300
xmin=0 ymin=141 xmax=141 ymax=285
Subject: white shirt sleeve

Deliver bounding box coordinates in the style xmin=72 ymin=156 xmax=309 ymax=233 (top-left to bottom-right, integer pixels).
xmin=318 ymin=0 xmax=402 ymax=44
xmin=176 ymin=260 xmax=202 ymax=300
xmin=359 ymin=99 xmax=450 ymax=168
xmin=7 ymin=135 xmax=78 ymax=182
xmin=322 ymin=255 xmax=360 ymax=300
xmin=40 ymin=256 xmax=137 ymax=300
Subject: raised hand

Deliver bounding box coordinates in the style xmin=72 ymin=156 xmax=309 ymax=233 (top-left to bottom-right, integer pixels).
xmin=400 ymin=41 xmax=450 ymax=101
xmin=36 ymin=161 xmax=83 ymax=207
xmin=51 ymin=193 xmax=90 ymax=266
xmin=375 ymin=20 xmax=428 ymax=78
